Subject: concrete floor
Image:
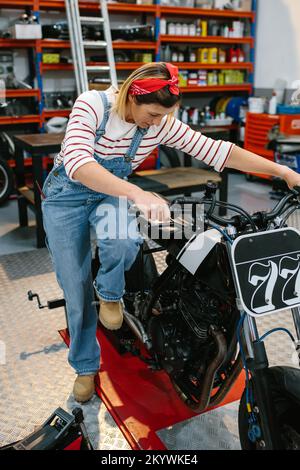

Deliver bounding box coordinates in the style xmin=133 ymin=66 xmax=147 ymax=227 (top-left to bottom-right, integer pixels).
xmin=0 ymin=172 xmax=275 ymax=256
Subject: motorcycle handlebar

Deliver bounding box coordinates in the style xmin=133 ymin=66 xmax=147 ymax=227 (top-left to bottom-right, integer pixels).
xmin=169 ymin=186 xmax=300 ymax=230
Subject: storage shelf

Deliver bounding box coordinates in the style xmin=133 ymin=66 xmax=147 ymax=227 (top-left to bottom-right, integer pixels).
xmin=0 ymin=115 xmax=41 ymax=125
xmin=0 ymin=0 xmax=34 ymax=7
xmin=160 ymin=5 xmax=255 ymax=20
xmin=40 ymin=39 xmax=156 ymax=50
xmin=0 ymin=39 xmax=37 ymax=48
xmin=41 ymin=39 xmax=71 ymax=49
xmin=44 ymin=109 xmax=71 ymax=118
xmin=160 ymin=35 xmax=254 ymax=46
xmin=179 ymin=84 xmax=252 ymax=93
xmin=42 ymin=61 xmax=253 ymax=72
xmin=39 ymin=1 xmax=156 ymax=13
xmin=113 ymin=41 xmax=156 ymax=50
xmin=5 ymin=89 xmax=40 ymax=98
xmin=2 ymin=2 xmax=256 ymax=131
xmin=38 ymin=2 xmax=254 ymax=19
xmin=42 ymin=61 xmax=153 ymax=71
xmin=108 ymin=2 xmax=156 ymax=14
xmin=174 ymin=62 xmax=253 ymax=70
xmin=41 ymin=63 xmax=74 ymax=71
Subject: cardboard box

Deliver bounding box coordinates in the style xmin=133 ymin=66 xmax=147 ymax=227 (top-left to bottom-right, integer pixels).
xmin=10 ymin=24 xmax=42 ymax=39
xmin=238 ymin=0 xmax=252 ymax=11
xmin=136 ymin=0 xmax=153 ymax=4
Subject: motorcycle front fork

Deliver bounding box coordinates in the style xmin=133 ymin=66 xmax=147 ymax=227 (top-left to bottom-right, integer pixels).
xmin=241 ymin=308 xmax=300 ymax=449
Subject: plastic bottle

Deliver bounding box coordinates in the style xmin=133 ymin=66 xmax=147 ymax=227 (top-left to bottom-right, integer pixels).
xmin=178 ymin=51 xmax=185 ymax=62
xmin=168 ymin=23 xmax=175 ymax=35
xmin=192 ymin=107 xmax=199 ymax=125
xmin=171 ymin=50 xmax=178 ymax=62
xmin=208 ymin=47 xmax=218 ymax=64
xmin=204 ymin=105 xmax=211 ymax=121
xmin=201 ymin=20 xmax=208 ymax=37
xmin=219 ymin=49 xmax=226 ymax=63
xmin=164 ymin=44 xmax=171 ymax=62
xmin=196 ymin=20 xmax=201 ymax=36
xmin=189 ymin=50 xmax=196 ymax=62
xmin=175 ymin=23 xmax=183 ymax=36
xmin=218 ymin=71 xmax=224 ymax=85
xmin=196 ymin=48 xmax=202 ymax=62
xmin=182 ymin=23 xmax=189 ymax=36
xmin=160 ymin=18 xmax=167 ymax=35
xmin=223 ymin=25 xmax=229 ymax=38
xmin=268 ymin=92 xmax=277 ymax=115
xmin=201 ymin=47 xmax=208 ymax=63
xmin=229 ymin=47 xmax=237 ymax=63
xmin=189 ymin=23 xmax=196 ymax=36
xmin=237 ymin=47 xmax=245 ymax=63
xmin=181 ymin=107 xmax=189 ymax=123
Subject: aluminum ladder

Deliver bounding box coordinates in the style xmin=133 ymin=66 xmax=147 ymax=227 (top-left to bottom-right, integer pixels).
xmin=65 ymin=0 xmax=118 ymax=95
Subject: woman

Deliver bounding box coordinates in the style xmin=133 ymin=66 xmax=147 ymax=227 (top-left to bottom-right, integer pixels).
xmin=42 ymin=62 xmax=300 ymax=403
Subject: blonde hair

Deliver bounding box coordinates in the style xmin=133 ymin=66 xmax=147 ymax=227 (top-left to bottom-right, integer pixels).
xmin=112 ymin=62 xmax=180 ymax=121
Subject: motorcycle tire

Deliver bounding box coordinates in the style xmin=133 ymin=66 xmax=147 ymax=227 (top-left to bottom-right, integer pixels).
xmin=238 ymin=366 xmax=300 ymax=450
xmin=0 ymin=157 xmax=14 ymax=205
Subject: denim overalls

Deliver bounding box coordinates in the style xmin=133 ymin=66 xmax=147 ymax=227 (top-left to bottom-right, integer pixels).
xmin=41 ymin=91 xmax=146 ymax=376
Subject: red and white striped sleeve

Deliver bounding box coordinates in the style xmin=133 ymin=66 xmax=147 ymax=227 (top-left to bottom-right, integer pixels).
xmin=160 ymin=117 xmax=235 ymax=172
xmin=63 ymin=90 xmax=103 ymax=180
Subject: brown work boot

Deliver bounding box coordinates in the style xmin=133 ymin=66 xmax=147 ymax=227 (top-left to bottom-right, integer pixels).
xmin=98 ymin=298 xmax=123 ymax=330
xmin=73 ymin=374 xmax=96 ymax=403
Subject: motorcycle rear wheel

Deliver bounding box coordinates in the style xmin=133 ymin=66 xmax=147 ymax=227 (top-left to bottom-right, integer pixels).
xmin=0 ymin=157 xmax=14 ymax=205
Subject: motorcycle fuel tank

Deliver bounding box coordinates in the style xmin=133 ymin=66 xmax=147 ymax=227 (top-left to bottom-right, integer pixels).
xmin=176 ymin=229 xmax=222 ymax=275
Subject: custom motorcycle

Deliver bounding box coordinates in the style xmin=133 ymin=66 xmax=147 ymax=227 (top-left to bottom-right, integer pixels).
xmin=110 ymin=182 xmax=300 ymax=450
xmin=28 ymin=182 xmax=300 ymax=450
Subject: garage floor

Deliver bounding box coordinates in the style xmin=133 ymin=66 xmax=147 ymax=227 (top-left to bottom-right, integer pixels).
xmin=0 ymin=172 xmax=299 ymax=450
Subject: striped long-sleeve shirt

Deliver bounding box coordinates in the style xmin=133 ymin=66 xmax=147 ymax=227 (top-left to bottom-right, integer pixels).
xmin=54 ymin=86 xmax=235 ymax=180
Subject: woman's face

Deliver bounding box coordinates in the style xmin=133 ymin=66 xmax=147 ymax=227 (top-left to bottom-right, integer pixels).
xmin=127 ymin=95 xmax=178 ymax=128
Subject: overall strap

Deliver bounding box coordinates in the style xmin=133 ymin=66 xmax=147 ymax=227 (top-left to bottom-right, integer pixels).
xmin=95 ymin=91 xmax=111 ymax=143
xmin=124 ymin=127 xmax=148 ymax=163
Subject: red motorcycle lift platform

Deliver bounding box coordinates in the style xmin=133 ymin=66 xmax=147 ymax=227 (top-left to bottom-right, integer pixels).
xmin=59 ymin=326 xmax=245 ymax=450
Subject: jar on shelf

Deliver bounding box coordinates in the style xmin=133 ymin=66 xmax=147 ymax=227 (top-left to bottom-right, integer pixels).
xmin=187 ymin=72 xmax=198 ymax=86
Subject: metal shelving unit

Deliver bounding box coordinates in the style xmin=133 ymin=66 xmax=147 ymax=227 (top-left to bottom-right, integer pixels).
xmin=160 ymin=35 xmax=254 ymax=45
xmin=0 ymin=0 xmax=257 ymax=129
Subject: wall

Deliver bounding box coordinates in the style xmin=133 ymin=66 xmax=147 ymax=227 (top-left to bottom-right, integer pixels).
xmin=255 ymin=0 xmax=300 ymax=90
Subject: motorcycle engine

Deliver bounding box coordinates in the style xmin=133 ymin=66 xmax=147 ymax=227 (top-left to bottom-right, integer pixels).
xmin=147 ymin=278 xmax=232 ymax=375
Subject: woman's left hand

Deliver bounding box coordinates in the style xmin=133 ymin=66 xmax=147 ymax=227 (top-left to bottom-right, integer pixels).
xmin=282 ymin=167 xmax=300 ymax=190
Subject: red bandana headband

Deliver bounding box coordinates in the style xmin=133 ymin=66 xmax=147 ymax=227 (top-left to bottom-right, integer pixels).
xmin=128 ymin=63 xmax=179 ymax=96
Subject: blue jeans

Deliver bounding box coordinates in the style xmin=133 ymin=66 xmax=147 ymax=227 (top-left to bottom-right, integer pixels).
xmin=41 ymin=158 xmax=143 ymax=375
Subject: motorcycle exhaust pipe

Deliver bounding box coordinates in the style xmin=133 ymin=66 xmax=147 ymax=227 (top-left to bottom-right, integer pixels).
xmin=190 ymin=325 xmax=227 ymax=413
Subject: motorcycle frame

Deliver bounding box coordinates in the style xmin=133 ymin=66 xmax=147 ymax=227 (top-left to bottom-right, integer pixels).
xmin=226 ymin=239 xmax=300 ymax=449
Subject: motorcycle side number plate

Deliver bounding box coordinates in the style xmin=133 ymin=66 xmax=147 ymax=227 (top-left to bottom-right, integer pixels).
xmin=230 ymin=227 xmax=300 ymax=317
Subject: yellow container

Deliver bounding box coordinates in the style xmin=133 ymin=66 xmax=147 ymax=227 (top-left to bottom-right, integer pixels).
xmin=133 ymin=53 xmax=153 ymax=62
xmin=218 ymin=72 xmax=225 ymax=86
xmin=196 ymin=48 xmax=201 ymax=62
xmin=200 ymin=47 xmax=208 ymax=63
xmin=208 ymin=47 xmax=218 ymax=64
xmin=201 ymin=20 xmax=207 ymax=37
xmin=42 ymin=53 xmax=60 ymax=64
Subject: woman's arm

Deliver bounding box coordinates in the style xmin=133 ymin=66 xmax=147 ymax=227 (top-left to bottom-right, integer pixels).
xmin=160 ymin=118 xmax=300 ymax=189
xmin=73 ymin=162 xmax=170 ymax=221
xmin=225 ymin=145 xmax=300 ymax=189
xmin=73 ymin=161 xmax=141 ymax=199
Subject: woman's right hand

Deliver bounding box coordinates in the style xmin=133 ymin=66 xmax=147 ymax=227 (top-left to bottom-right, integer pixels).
xmin=132 ymin=189 xmax=170 ymax=223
